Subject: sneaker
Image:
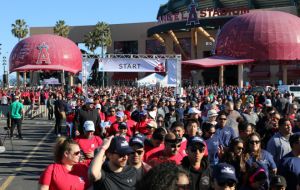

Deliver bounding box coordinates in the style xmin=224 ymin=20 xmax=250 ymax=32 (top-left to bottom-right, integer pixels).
xmin=18 ymin=137 xmax=23 ymax=140
xmin=57 ymin=134 xmax=61 ymax=137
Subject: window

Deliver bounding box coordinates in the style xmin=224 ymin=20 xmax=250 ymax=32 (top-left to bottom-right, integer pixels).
xmin=146 ymin=40 xmax=166 ymax=54
xmin=114 ymin=41 xmax=138 ymax=54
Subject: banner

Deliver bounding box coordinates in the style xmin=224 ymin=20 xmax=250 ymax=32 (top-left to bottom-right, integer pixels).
xmin=92 ymin=58 xmax=166 ymax=72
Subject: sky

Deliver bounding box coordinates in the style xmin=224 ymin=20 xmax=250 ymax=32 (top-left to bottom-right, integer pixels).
xmin=0 ymin=0 xmax=167 ymax=76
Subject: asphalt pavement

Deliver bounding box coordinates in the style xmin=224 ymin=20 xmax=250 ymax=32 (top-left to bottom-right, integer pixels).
xmin=0 ymin=118 xmax=57 ymax=190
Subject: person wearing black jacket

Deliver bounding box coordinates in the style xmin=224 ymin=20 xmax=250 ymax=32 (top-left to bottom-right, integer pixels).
xmin=181 ymin=136 xmax=212 ymax=190
xmin=74 ymin=98 xmax=100 ymax=136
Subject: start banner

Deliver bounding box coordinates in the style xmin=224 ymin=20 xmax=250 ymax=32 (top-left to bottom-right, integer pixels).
xmin=93 ymin=58 xmax=166 ymax=72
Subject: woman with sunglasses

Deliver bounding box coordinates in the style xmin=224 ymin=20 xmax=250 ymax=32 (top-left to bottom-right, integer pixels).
xmin=202 ymin=122 xmax=223 ymax=166
xmin=245 ymin=132 xmax=277 ymax=178
xmin=39 ymin=137 xmax=90 ymax=190
xmin=221 ymin=138 xmax=247 ymax=188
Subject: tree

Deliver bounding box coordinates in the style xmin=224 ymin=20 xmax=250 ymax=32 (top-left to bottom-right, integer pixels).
xmin=84 ymin=21 xmax=112 ymax=86
xmin=11 ymin=19 xmax=29 ymax=41
xmin=53 ymin=20 xmax=70 ymax=37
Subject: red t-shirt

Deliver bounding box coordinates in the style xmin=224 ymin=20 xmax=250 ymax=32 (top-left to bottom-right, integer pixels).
xmin=146 ymin=149 xmax=184 ymax=167
xmin=74 ymin=136 xmax=103 ymax=155
xmin=39 ymin=163 xmax=90 ymax=190
xmin=106 ymin=115 xmax=116 ymax=124
xmin=135 ymin=119 xmax=149 ymax=135
xmin=107 ymin=122 xmax=133 ymax=137
xmin=144 ymin=143 xmax=165 ymax=162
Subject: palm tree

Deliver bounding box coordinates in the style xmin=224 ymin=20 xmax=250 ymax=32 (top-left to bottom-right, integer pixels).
xmin=83 ymin=21 xmax=112 ymax=87
xmin=53 ymin=20 xmax=70 ymax=37
xmin=11 ymin=19 xmax=29 ymax=41
xmin=83 ymin=31 xmax=99 ymax=54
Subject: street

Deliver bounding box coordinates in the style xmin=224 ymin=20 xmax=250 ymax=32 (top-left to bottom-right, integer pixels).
xmin=0 ymin=118 xmax=56 ymax=190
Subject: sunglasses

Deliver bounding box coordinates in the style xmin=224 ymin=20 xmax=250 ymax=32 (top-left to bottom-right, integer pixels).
xmin=190 ymin=146 xmax=205 ymax=153
xmin=169 ymin=143 xmax=181 ymax=148
xmin=208 ymin=131 xmax=216 ymax=135
xmin=72 ymin=151 xmax=81 ymax=156
xmin=114 ymin=152 xmax=129 ymax=158
xmin=131 ymin=150 xmax=144 ymax=155
xmin=217 ymin=181 xmax=236 ymax=187
xmin=249 ymin=140 xmax=260 ymax=145
xmin=219 ymin=118 xmax=227 ymax=120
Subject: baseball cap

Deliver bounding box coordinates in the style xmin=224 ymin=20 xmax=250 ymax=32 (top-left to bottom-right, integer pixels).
xmin=129 ymin=137 xmax=144 ymax=148
xmin=118 ymin=122 xmax=128 ymax=129
xmin=116 ymin=111 xmax=125 ymax=118
xmin=85 ymin=98 xmax=94 ymax=104
xmin=207 ymin=109 xmax=218 ymax=118
xmin=147 ymin=120 xmax=158 ymax=129
xmin=169 ymin=98 xmax=176 ymax=102
xmin=270 ymin=175 xmax=287 ymax=187
xmin=187 ymin=136 xmax=206 ymax=147
xmin=14 ymin=95 xmax=20 ymax=99
xmin=188 ymin=107 xmax=201 ymax=114
xmin=265 ymin=99 xmax=272 ymax=107
xmin=139 ymin=110 xmax=148 ymax=116
xmin=95 ymin=104 xmax=101 ymax=109
xmin=107 ymin=136 xmax=134 ymax=155
xmin=83 ymin=121 xmax=95 ymax=132
xmin=213 ymin=163 xmax=238 ymax=183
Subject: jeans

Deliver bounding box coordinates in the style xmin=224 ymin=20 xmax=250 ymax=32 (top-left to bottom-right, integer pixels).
xmin=11 ymin=118 xmax=22 ymax=138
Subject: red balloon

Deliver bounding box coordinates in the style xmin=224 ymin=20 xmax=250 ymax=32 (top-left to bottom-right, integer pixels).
xmin=9 ymin=34 xmax=82 ymax=74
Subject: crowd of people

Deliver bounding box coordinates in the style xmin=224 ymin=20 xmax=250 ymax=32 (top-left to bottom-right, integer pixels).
xmin=2 ymin=84 xmax=300 ymax=190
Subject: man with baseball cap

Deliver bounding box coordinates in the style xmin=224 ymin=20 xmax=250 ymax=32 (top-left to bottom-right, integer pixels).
xmin=74 ymin=97 xmax=100 ymax=136
xmin=212 ymin=163 xmax=238 ymax=190
xmin=90 ymin=136 xmax=138 ymax=190
xmin=270 ymin=175 xmax=287 ymax=190
xmin=181 ymin=136 xmax=212 ymax=190
xmin=147 ymin=132 xmax=184 ymax=166
xmin=75 ymin=120 xmax=102 ymax=165
xmin=128 ymin=136 xmax=151 ymax=182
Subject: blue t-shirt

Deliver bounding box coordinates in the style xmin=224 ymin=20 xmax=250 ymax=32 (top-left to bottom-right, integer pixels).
xmin=279 ymin=152 xmax=300 ymax=190
xmin=246 ymin=149 xmax=277 ymax=177
xmin=205 ymin=134 xmax=223 ymax=166
xmin=215 ymin=126 xmax=237 ymax=147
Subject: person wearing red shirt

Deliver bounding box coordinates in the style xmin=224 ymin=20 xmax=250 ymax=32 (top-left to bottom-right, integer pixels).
xmin=74 ymin=121 xmax=102 ymax=166
xmin=135 ymin=110 xmax=150 ymax=135
xmin=115 ymin=122 xmax=131 ymax=142
xmin=108 ymin=111 xmax=132 ymax=137
xmin=106 ymin=107 xmax=117 ymax=124
xmin=147 ymin=132 xmax=185 ymax=166
xmin=145 ymin=120 xmax=157 ymax=139
xmin=39 ymin=137 xmax=90 ymax=190
xmin=95 ymin=104 xmax=105 ymax=122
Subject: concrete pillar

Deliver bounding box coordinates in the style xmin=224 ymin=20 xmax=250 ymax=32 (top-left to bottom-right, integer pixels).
xmin=238 ymin=64 xmax=244 ymax=88
xmin=23 ymin=72 xmax=27 ymax=87
xmin=283 ymin=64 xmax=288 ymax=85
xmin=191 ymin=28 xmax=198 ymax=59
xmin=17 ymin=72 xmax=20 ymax=88
xmin=29 ymin=71 xmax=33 ymax=86
xmin=219 ymin=66 xmax=224 ymax=87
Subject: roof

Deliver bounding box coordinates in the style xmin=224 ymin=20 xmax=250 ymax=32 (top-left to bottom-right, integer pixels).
xmin=182 ymin=56 xmax=255 ymax=68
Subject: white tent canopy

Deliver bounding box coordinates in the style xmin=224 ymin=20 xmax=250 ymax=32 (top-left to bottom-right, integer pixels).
xmin=137 ymin=73 xmax=165 ymax=87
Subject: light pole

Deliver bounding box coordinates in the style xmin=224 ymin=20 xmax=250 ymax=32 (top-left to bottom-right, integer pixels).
xmin=101 ymin=33 xmax=104 ymax=88
xmin=3 ymin=56 xmax=7 ymax=88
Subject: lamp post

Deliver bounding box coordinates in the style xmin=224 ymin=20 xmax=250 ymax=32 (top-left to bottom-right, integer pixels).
xmin=101 ymin=33 xmax=104 ymax=88
xmin=3 ymin=56 xmax=7 ymax=88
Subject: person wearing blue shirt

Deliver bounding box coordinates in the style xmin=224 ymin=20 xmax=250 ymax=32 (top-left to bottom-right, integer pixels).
xmin=245 ymin=132 xmax=277 ymax=177
xmin=267 ymin=118 xmax=292 ymax=166
xmin=202 ymin=122 xmax=223 ymax=166
xmin=279 ymin=132 xmax=300 ymax=190
xmin=215 ymin=111 xmax=238 ymax=147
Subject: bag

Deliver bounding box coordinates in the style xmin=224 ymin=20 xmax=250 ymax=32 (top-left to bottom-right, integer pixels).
xmin=60 ymin=111 xmax=66 ymax=119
